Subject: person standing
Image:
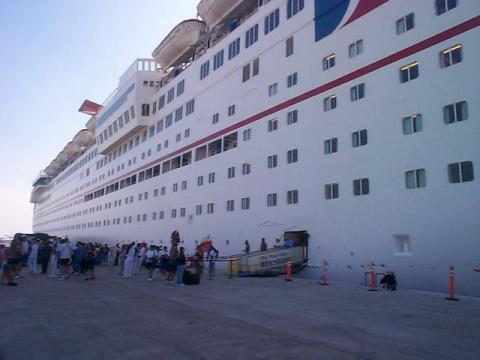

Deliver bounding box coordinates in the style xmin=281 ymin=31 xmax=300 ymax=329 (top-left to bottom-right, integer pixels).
xmin=260 ymin=238 xmax=267 ymax=252
xmin=38 ymin=240 xmax=52 ymax=274
xmin=167 ymin=244 xmax=178 ymax=283
xmin=207 ymin=246 xmax=219 ymax=280
xmin=144 ymin=245 xmax=158 ymax=281
xmin=72 ymin=242 xmax=86 ymax=275
xmin=176 ymin=247 xmax=186 ymax=286
xmin=123 ymin=242 xmax=135 ymax=278
xmin=244 ymin=240 xmax=250 ymax=254
xmin=56 ymin=238 xmax=73 ymax=280
xmin=27 ymin=239 xmax=39 ymax=274
xmin=84 ymin=243 xmax=97 ymax=280
xmin=159 ymin=246 xmax=169 ymax=280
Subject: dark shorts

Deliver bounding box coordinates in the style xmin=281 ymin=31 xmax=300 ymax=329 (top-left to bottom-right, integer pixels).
xmin=59 ymin=258 xmax=70 ymax=265
xmin=145 ymin=260 xmax=156 ymax=269
xmin=86 ymin=259 xmax=95 ymax=271
xmin=7 ymin=258 xmax=21 ymax=265
xmin=169 ymin=262 xmax=177 ymax=273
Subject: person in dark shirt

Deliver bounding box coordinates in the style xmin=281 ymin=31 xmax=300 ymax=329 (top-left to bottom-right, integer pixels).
xmin=260 ymin=238 xmax=267 ymax=251
xmin=38 ymin=240 xmax=53 ymax=274
xmin=176 ymin=247 xmax=186 ymax=286
xmin=244 ymin=240 xmax=250 ymax=254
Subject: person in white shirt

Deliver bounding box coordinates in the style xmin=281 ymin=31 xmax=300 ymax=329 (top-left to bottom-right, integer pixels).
xmin=27 ymin=240 xmax=39 ymax=274
xmin=56 ymin=238 xmax=72 ymax=280
xmin=144 ymin=245 xmax=158 ymax=281
xmin=137 ymin=244 xmax=146 ymax=271
xmin=122 ymin=242 xmax=136 ymax=278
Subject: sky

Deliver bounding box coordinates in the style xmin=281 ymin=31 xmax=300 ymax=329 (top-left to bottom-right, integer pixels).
xmin=0 ymin=0 xmax=199 ymax=237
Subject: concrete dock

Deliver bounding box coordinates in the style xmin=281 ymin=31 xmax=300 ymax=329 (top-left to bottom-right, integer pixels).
xmin=0 ymin=267 xmax=479 ymax=360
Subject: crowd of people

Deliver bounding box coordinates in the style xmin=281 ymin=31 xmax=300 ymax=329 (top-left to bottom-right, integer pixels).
xmin=0 ymin=231 xmax=219 ymax=287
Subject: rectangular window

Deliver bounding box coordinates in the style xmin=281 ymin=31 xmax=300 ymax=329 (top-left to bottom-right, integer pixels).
xmin=212 ymin=113 xmax=219 ymax=124
xmin=267 ymin=193 xmax=277 ymax=207
xmin=350 ymin=83 xmax=365 ymax=102
xmin=154 ymin=189 xmax=159 ymax=197
xmin=402 ymin=114 xmax=423 ymax=134
xmin=180 ymin=208 xmax=186 ymax=217
xmin=181 ymin=180 xmax=187 ymax=190
xmin=287 ymin=0 xmax=304 ymax=19
xmin=324 ymin=138 xmax=338 ymax=154
xmin=323 ymin=54 xmax=336 ymax=70
xmin=325 ymin=183 xmax=339 ymax=199
xmin=213 ymin=50 xmax=224 ymax=70
xmin=324 ymin=95 xmax=337 ymax=111
xmin=186 ymin=99 xmax=195 ymax=115
xmin=167 ymin=88 xmax=175 ymax=103
xmin=287 ymin=110 xmax=298 ymax=125
xmin=440 ymin=44 xmax=463 ymax=68
xmin=252 ymin=58 xmax=260 ymax=77
xmin=196 ymin=205 xmax=202 ymax=216
xmin=207 ymin=203 xmax=214 ymax=214
xmin=243 ymin=128 xmax=252 ymax=141
xmin=287 ymin=149 xmax=298 ymax=164
xmin=228 ymin=105 xmax=236 ymax=117
xmin=352 ymin=129 xmax=368 ymax=147
xmin=353 ymin=178 xmax=370 ymax=196
xmin=287 ymin=190 xmax=298 ymax=204
xmin=184 ymin=128 xmax=190 ymax=138
xmin=159 ymin=211 xmax=165 ymax=220
xmin=448 ymin=161 xmax=474 ymax=183
xmin=158 ymin=95 xmax=165 ymax=110
xmin=197 ymin=176 xmax=203 ymax=186
xmin=175 ymin=107 xmax=183 ymax=122
xmin=164 ymin=114 xmax=173 ymax=128
xmin=396 ymin=13 xmax=415 ymax=34
xmin=226 ymin=200 xmax=235 ymax=212
xmin=161 ymin=186 xmax=165 ymax=195
xmin=171 ymin=209 xmax=177 ymax=218
xmin=287 ymin=72 xmax=298 ymax=88
xmin=268 ymin=155 xmax=278 ymax=169
xmin=436 ymin=0 xmax=457 ymax=16
xmin=141 ymin=104 xmax=150 ymax=116
xmin=264 ymin=8 xmax=280 ymax=35
xmin=176 ymin=79 xmax=185 ymax=96
xmin=208 ymin=172 xmax=215 ymax=183
xmin=172 ymin=183 xmax=178 ymax=192
xmin=405 ymin=169 xmax=426 ymax=189
xmin=268 ymin=83 xmax=278 ymax=97
xmin=243 ymin=63 xmax=250 ymax=83
xmin=245 ymin=24 xmax=259 ymax=48
xmin=227 ymin=166 xmax=235 ymax=179
xmin=286 ymin=36 xmax=294 ymax=57
xmin=156 ymin=119 xmax=164 ymax=133
xmin=228 ymin=38 xmax=241 ymax=60
xmin=400 ymin=62 xmax=419 ymax=83
xmin=242 ymin=163 xmax=251 ymax=175
xmin=241 ymin=197 xmax=250 ymax=210
xmin=129 ymin=106 xmax=135 ymax=120
xmin=444 ymin=101 xmax=468 ymax=124
xmin=268 ymin=119 xmax=278 ymax=132
xmin=349 ymin=40 xmax=363 ymax=58
xmin=200 ymin=61 xmax=210 ymax=80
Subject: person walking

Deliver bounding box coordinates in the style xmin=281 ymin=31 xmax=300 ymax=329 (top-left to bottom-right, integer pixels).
xmin=244 ymin=240 xmax=250 ymax=254
xmin=176 ymin=247 xmax=186 ymax=286
xmin=27 ymin=239 xmax=39 ymax=274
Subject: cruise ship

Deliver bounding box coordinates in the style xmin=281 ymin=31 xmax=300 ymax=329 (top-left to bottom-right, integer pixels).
xmin=31 ymin=0 xmax=480 ymax=295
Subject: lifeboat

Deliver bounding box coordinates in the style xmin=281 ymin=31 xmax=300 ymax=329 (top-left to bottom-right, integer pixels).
xmin=197 ymin=0 xmax=255 ymax=28
xmin=56 ymin=151 xmax=68 ymax=165
xmin=152 ymin=19 xmax=207 ymax=70
xmin=63 ymin=141 xmax=80 ymax=157
xmin=73 ymin=129 xmax=94 ymax=148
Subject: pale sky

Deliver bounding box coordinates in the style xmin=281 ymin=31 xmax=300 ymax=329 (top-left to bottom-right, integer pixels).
xmin=0 ymin=0 xmax=198 ymax=237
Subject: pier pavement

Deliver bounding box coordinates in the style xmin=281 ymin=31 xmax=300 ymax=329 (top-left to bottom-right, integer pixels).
xmin=0 ymin=267 xmax=479 ymax=360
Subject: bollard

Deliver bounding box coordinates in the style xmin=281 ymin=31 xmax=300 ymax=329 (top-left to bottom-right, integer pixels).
xmin=285 ymin=259 xmax=292 ymax=282
xmin=445 ymin=265 xmax=459 ymax=301
xmin=318 ymin=260 xmax=329 ymax=286
xmin=368 ymin=261 xmax=378 ymax=291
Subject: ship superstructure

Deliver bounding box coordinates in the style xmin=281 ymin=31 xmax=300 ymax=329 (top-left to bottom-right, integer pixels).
xmin=31 ymin=0 xmax=480 ymax=295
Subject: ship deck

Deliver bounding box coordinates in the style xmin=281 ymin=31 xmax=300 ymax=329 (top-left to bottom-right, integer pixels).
xmin=2 ymin=267 xmax=479 ymax=359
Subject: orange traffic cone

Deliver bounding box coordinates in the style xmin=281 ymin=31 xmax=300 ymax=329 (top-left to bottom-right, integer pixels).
xmin=285 ymin=259 xmax=292 ymax=282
